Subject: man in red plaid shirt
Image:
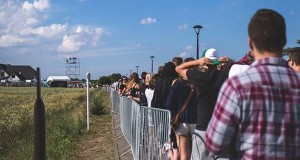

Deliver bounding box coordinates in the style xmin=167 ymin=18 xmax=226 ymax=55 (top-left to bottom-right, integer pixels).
xmin=205 ymin=9 xmax=300 ymax=160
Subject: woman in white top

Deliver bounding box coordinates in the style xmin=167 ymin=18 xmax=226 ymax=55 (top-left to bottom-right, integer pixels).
xmin=145 ymin=73 xmax=159 ymax=107
xmin=228 ymin=51 xmax=254 ymax=78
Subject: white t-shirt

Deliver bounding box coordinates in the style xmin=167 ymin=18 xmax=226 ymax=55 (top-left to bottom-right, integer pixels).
xmin=228 ymin=64 xmax=250 ymax=78
xmin=145 ymin=88 xmax=154 ymax=107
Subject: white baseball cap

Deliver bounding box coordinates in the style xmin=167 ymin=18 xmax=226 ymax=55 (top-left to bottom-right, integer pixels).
xmin=201 ymin=48 xmax=220 ymax=65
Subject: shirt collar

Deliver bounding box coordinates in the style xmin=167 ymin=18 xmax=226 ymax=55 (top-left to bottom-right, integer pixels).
xmin=250 ymin=57 xmax=288 ymax=67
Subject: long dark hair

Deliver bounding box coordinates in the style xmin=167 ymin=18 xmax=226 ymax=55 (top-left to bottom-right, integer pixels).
xmin=148 ymin=74 xmax=159 ymax=90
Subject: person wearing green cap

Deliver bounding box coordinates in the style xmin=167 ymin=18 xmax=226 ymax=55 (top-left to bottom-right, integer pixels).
xmin=175 ymin=48 xmax=230 ymax=159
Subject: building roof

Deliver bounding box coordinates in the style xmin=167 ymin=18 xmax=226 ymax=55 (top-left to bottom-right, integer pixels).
xmin=0 ymin=63 xmax=36 ymax=80
xmin=47 ymin=76 xmax=71 ymax=82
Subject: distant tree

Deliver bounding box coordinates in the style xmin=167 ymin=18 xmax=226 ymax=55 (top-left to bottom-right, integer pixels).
xmin=283 ymin=47 xmax=292 ymax=56
xmin=90 ymin=80 xmax=98 ymax=85
xmin=98 ymin=76 xmax=111 ymax=86
xmin=109 ymin=73 xmax=122 ymax=83
xmin=283 ymin=39 xmax=300 ymax=56
xmin=71 ymin=78 xmax=80 ymax=81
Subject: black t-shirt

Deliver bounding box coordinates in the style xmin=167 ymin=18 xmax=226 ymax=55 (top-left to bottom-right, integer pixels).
xmin=139 ymin=82 xmax=148 ymax=106
xmin=186 ymin=68 xmax=224 ymax=130
xmin=119 ymin=83 xmax=126 ymax=92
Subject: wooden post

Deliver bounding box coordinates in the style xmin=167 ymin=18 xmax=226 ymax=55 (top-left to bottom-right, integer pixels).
xmin=86 ymin=72 xmax=90 ymax=130
xmin=34 ymin=67 xmax=45 ymax=160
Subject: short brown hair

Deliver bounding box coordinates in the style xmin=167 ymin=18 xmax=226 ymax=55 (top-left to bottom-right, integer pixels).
xmin=172 ymin=57 xmax=183 ymax=66
xmin=289 ymin=47 xmax=300 ymax=65
xmin=248 ymin=9 xmax=286 ymax=54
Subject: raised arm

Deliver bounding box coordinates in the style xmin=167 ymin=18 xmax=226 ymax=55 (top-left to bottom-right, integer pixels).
xmin=175 ymin=57 xmax=212 ymax=79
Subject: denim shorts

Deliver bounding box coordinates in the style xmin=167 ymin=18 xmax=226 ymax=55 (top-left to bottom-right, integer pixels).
xmin=175 ymin=123 xmax=196 ymax=135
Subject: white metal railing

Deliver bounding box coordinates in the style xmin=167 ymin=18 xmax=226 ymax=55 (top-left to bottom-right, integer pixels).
xmin=109 ymin=88 xmax=171 ymax=160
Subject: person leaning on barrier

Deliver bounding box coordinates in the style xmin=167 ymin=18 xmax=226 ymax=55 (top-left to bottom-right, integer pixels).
xmin=118 ymin=76 xmax=128 ymax=95
xmin=205 ymin=8 xmax=300 ymax=160
xmin=287 ymin=47 xmax=300 ymax=74
xmin=124 ymin=72 xmax=141 ymax=103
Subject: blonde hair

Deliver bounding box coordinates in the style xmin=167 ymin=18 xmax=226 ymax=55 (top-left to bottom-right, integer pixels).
xmin=145 ymin=73 xmax=152 ymax=86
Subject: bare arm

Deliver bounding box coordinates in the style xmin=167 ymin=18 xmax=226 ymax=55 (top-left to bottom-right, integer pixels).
xmin=175 ymin=58 xmax=212 ymax=79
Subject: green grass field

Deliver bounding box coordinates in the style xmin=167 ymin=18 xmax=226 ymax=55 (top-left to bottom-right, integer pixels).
xmin=0 ymin=87 xmax=113 ymax=160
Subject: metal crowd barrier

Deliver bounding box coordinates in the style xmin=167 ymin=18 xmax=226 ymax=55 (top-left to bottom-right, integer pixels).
xmin=139 ymin=106 xmax=171 ymax=160
xmin=109 ymin=88 xmax=171 ymax=160
xmin=101 ymin=85 xmax=111 ymax=93
xmin=111 ymin=89 xmax=120 ymax=114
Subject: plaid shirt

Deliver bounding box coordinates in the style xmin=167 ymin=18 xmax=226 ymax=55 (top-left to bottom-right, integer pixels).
xmin=206 ymin=57 xmax=300 ymax=160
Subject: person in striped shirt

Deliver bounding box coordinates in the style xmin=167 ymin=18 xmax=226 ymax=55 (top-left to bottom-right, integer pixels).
xmin=205 ymin=8 xmax=300 ymax=160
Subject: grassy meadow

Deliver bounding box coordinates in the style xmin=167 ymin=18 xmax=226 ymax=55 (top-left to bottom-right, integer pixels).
xmin=0 ymin=86 xmax=112 ymax=160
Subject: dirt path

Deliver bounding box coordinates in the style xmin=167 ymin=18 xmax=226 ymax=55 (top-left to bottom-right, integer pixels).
xmin=69 ymin=114 xmax=115 ymax=160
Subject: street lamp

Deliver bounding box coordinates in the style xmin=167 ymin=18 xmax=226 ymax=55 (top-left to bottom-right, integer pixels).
xmin=150 ymin=56 xmax=155 ymax=73
xmin=130 ymin=70 xmax=132 ymax=75
xmin=193 ymin=25 xmax=203 ymax=59
xmin=136 ymin=66 xmax=139 ymax=75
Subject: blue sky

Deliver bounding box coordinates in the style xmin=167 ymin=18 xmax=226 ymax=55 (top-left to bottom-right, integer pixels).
xmin=1 ymin=0 xmax=300 ymax=80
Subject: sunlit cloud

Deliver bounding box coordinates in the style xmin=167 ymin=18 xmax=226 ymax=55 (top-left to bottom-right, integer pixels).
xmin=136 ymin=43 xmax=142 ymax=47
xmin=140 ymin=17 xmax=157 ymax=25
xmin=289 ymin=10 xmax=295 ymax=15
xmin=0 ymin=0 xmax=107 ymax=55
xmin=20 ymin=24 xmax=67 ymax=38
xmin=58 ymin=35 xmax=83 ymax=53
xmin=179 ymin=45 xmax=194 ymax=57
xmin=57 ymin=26 xmax=106 ymax=53
xmin=178 ymin=24 xmax=188 ymax=31
xmin=22 ymin=0 xmax=50 ymax=11
xmin=0 ymin=34 xmax=27 ymax=47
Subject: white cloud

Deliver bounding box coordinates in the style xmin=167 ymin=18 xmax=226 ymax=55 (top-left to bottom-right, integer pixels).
xmin=22 ymin=0 xmax=50 ymax=11
xmin=31 ymin=24 xmax=67 ymax=38
xmin=185 ymin=45 xmax=193 ymax=51
xmin=140 ymin=17 xmax=157 ymax=25
xmin=0 ymin=34 xmax=27 ymax=47
xmin=0 ymin=1 xmax=107 ymax=54
xmin=136 ymin=43 xmax=141 ymax=48
xmin=179 ymin=45 xmax=194 ymax=57
xmin=25 ymin=18 xmax=39 ymax=25
xmin=178 ymin=24 xmax=188 ymax=31
xmin=0 ymin=0 xmax=50 ymax=47
xmin=179 ymin=52 xmax=188 ymax=57
xmin=57 ymin=26 xmax=106 ymax=53
xmin=289 ymin=10 xmax=295 ymax=15
xmin=58 ymin=35 xmax=83 ymax=53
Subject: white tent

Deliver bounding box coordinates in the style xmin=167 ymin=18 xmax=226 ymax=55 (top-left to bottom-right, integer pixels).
xmin=47 ymin=76 xmax=70 ymax=82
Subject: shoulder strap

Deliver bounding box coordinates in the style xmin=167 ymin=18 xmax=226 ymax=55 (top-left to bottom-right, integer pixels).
xmin=171 ymin=79 xmax=177 ymax=87
xmin=178 ymin=87 xmax=194 ymax=115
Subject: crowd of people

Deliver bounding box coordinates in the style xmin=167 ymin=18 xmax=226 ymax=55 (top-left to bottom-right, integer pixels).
xmin=112 ymin=8 xmax=300 ymax=160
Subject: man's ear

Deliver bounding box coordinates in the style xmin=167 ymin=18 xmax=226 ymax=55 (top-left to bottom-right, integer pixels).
xmin=291 ymin=60 xmax=295 ymax=66
xmin=248 ymin=37 xmax=254 ymax=50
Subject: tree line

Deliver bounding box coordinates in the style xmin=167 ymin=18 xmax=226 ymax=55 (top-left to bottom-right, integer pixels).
xmin=96 ymin=73 xmax=122 ymax=86
xmin=283 ymin=39 xmax=300 ymax=55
